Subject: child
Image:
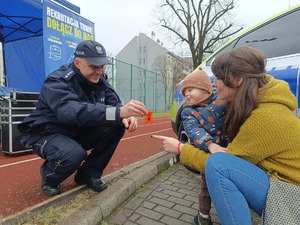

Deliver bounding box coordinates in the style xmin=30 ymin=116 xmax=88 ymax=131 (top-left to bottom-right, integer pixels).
xmin=181 ymin=68 xmax=227 ymax=225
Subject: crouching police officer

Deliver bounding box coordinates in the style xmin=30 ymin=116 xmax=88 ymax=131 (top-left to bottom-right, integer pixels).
xmin=18 ymin=40 xmax=148 ymax=196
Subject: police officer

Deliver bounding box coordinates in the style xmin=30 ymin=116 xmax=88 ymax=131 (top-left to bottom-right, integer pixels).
xmin=18 ymin=40 xmax=148 ymax=196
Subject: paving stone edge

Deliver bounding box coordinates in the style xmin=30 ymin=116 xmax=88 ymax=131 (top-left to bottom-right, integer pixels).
xmin=59 ymin=152 xmax=179 ymax=225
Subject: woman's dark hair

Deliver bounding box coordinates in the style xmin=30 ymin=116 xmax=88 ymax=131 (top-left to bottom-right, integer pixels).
xmin=211 ymin=46 xmax=267 ymax=142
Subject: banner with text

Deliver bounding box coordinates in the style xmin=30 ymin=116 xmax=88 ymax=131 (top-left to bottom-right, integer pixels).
xmin=43 ymin=0 xmax=94 ymax=75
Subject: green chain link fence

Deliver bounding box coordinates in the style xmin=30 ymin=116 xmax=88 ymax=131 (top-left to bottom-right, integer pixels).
xmin=105 ymin=58 xmax=173 ymax=112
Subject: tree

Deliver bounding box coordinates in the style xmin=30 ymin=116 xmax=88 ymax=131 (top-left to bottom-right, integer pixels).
xmin=154 ymin=0 xmax=243 ymax=69
xmin=152 ymin=53 xmax=192 ymax=110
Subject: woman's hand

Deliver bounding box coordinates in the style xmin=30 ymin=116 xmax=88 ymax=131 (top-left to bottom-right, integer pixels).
xmin=151 ymin=135 xmax=182 ymax=154
xmin=207 ymin=143 xmax=228 ymax=153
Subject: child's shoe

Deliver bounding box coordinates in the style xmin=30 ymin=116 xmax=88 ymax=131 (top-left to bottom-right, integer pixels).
xmin=192 ymin=212 xmax=212 ymax=225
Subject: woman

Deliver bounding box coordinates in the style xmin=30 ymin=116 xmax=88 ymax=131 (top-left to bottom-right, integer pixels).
xmin=152 ymin=46 xmax=300 ymax=225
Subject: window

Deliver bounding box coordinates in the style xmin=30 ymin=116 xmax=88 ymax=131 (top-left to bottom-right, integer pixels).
xmin=235 ymin=9 xmax=300 ymax=58
xmin=206 ymin=8 xmax=300 ymax=66
xmin=206 ymin=41 xmax=237 ymax=66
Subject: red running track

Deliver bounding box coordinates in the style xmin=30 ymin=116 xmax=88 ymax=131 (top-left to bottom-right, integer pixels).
xmin=0 ymin=116 xmax=176 ymax=217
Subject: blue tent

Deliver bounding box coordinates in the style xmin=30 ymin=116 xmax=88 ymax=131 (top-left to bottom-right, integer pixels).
xmin=0 ymin=0 xmax=83 ymax=93
xmin=0 ymin=0 xmax=79 ymax=42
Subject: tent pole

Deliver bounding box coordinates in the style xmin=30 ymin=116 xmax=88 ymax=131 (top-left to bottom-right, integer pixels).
xmin=0 ymin=27 xmax=7 ymax=87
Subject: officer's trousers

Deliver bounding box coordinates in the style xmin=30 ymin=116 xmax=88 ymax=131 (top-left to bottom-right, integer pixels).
xmin=32 ymin=126 xmax=125 ymax=186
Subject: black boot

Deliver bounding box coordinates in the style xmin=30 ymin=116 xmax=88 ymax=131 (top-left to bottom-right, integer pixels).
xmin=40 ymin=168 xmax=61 ymax=196
xmin=74 ymin=171 xmax=107 ymax=192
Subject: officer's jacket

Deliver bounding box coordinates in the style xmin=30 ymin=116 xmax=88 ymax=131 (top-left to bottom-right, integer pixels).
xmin=18 ymin=63 xmax=123 ymax=144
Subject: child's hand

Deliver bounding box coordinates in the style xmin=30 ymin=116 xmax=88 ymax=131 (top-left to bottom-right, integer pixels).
xmin=208 ymin=143 xmax=227 ymax=153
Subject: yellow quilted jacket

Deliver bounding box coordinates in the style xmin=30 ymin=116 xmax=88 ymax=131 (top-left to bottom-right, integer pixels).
xmin=180 ymin=75 xmax=300 ymax=186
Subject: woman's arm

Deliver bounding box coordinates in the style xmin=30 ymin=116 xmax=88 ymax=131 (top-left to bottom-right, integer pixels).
xmin=151 ymin=135 xmax=210 ymax=173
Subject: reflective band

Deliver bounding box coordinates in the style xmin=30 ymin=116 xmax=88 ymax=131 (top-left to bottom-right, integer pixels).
xmin=106 ymin=107 xmax=116 ymax=121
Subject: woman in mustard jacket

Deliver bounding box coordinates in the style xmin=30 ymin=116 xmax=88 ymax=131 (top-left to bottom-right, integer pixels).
xmin=152 ymin=46 xmax=300 ymax=225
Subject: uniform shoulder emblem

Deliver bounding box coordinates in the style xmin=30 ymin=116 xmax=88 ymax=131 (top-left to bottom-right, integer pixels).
xmin=62 ymin=69 xmax=76 ymax=81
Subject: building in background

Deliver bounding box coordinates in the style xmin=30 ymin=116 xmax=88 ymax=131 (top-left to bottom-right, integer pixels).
xmin=113 ymin=32 xmax=192 ymax=112
xmin=117 ymin=32 xmax=167 ymax=71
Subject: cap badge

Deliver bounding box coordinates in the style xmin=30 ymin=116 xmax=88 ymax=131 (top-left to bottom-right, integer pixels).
xmin=95 ymin=45 xmax=104 ymax=55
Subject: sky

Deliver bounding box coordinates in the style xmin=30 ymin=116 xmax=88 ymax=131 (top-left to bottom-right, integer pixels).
xmin=68 ymin=0 xmax=300 ymax=56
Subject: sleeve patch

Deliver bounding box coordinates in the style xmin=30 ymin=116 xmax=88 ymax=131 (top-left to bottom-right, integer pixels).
xmin=106 ymin=107 xmax=116 ymax=121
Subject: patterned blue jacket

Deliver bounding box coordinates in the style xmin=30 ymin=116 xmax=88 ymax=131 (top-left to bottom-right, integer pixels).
xmin=181 ymin=89 xmax=227 ymax=152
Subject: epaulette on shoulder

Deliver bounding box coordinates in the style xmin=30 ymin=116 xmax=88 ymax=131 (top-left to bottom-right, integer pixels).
xmin=62 ymin=69 xmax=76 ymax=81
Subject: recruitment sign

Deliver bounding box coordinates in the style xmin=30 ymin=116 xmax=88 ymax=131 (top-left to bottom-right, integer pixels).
xmin=43 ymin=0 xmax=94 ymax=75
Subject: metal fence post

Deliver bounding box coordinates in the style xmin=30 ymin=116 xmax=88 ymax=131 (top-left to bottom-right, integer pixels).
xmin=130 ymin=64 xmax=133 ymax=99
xmin=111 ymin=57 xmax=115 ymax=87
xmin=111 ymin=58 xmax=174 ymax=112
xmin=143 ymin=69 xmax=146 ymax=105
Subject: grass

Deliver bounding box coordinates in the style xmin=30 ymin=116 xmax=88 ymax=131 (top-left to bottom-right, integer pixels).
xmin=18 ymin=190 xmax=97 ymax=225
xmin=136 ymin=110 xmax=171 ymax=121
xmin=151 ymin=110 xmax=171 ymax=118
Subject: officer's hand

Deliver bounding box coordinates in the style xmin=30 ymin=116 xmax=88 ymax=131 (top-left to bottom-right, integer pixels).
xmin=122 ymin=117 xmax=138 ymax=132
xmin=120 ymin=100 xmax=148 ymax=118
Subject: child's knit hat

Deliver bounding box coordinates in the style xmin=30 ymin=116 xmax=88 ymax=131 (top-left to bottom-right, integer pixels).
xmin=181 ymin=67 xmax=212 ymax=96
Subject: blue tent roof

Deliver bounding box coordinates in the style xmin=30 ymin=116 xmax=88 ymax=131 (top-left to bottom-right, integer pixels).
xmin=0 ymin=0 xmax=80 ymax=43
xmin=0 ymin=0 xmax=82 ymax=92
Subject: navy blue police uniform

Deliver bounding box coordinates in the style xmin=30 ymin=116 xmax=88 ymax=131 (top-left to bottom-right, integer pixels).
xmin=18 ymin=62 xmax=125 ymax=189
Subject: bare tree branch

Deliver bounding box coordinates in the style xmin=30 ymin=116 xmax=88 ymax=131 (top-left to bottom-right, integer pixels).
xmin=154 ymin=0 xmax=243 ymax=69
xmin=152 ymin=53 xmax=192 ymax=109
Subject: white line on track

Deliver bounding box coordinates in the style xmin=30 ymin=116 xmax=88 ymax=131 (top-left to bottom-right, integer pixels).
xmin=138 ymin=121 xmax=170 ymax=127
xmin=121 ymin=128 xmax=171 ymax=141
xmin=0 ymin=128 xmax=172 ymax=169
xmin=0 ymin=157 xmax=41 ymax=168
